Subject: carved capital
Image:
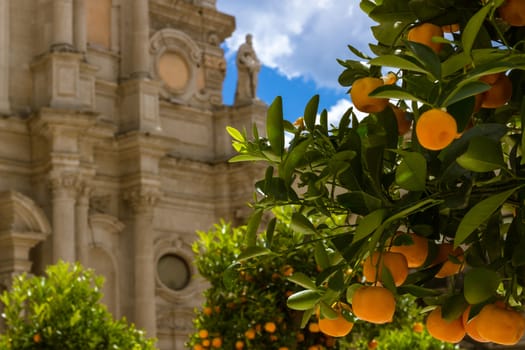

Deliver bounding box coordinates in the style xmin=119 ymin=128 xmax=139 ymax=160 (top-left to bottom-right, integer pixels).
xmin=123 ymin=187 xmax=161 ymax=214
xmin=49 ymin=173 xmax=79 ymax=197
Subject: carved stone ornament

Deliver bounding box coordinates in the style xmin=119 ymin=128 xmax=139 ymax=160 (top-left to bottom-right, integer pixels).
xmin=150 ymin=28 xmax=202 ymax=101
xmin=122 ymin=187 xmax=161 ymax=214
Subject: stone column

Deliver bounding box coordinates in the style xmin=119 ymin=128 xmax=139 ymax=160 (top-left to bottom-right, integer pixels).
xmin=73 ymin=0 xmax=86 ymax=52
xmin=131 ymin=0 xmax=150 ymax=78
xmin=75 ymin=183 xmax=91 ymax=266
xmin=0 ymin=0 xmax=10 ymax=114
xmin=125 ymin=188 xmax=159 ymax=338
xmin=50 ymin=175 xmax=77 ymax=262
xmin=51 ymin=0 xmax=74 ymax=51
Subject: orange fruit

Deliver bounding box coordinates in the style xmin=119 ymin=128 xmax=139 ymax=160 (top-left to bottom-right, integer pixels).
xmin=264 ymin=321 xmax=277 ymax=333
xmin=433 ymin=243 xmax=464 ymax=278
xmin=476 ymin=302 xmax=525 ymax=345
xmin=498 ymin=0 xmax=525 ymax=26
xmin=389 ymin=231 xmax=429 ymax=268
xmin=363 ymin=251 xmax=408 ymax=286
xmin=33 ymin=333 xmax=42 ymax=343
xmin=442 ymin=24 xmax=460 ymax=33
xmin=296 ymin=332 xmax=305 ymax=342
xmin=407 ymin=23 xmax=444 ymax=53
xmin=198 ymin=329 xmax=209 ymax=339
xmin=282 ymin=265 xmax=294 ymax=277
xmin=350 ymin=77 xmax=389 ymax=113
xmin=235 ymin=340 xmax=245 ymax=349
xmin=203 ymin=306 xmax=213 ymax=316
xmin=245 ymin=328 xmax=256 ymax=340
xmin=413 ymin=322 xmax=424 ymax=333
xmin=382 ymin=72 xmax=398 ymax=85
xmin=202 ymin=339 xmax=211 ymax=347
xmin=480 ymin=73 xmax=502 ymax=85
xmin=318 ymin=302 xmax=354 ymax=337
xmin=211 ymin=337 xmax=222 ymax=348
xmin=352 ymin=285 xmax=396 ymax=324
xmin=481 ymin=74 xmax=512 ymax=109
xmin=308 ymin=322 xmax=321 ymax=333
xmin=390 ymin=105 xmax=412 ymax=135
xmin=462 ymin=306 xmax=489 ymax=343
xmin=426 ymin=306 xmax=465 ymax=343
xmin=278 ymin=348 xmax=289 ymax=350
xmin=194 ymin=344 xmax=204 ymax=350
xmin=415 ymin=109 xmax=458 ymax=150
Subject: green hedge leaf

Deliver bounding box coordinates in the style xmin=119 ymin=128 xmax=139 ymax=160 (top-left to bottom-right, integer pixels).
xmin=456 ymin=136 xmax=505 ymax=172
xmin=463 ymin=267 xmax=500 ymax=304
xmin=266 ymin=96 xmax=285 ymax=157
xmin=287 ymin=290 xmax=322 ymax=311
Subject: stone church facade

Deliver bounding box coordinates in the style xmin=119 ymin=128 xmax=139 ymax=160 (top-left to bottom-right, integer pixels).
xmin=0 ymin=1 xmax=265 ymax=349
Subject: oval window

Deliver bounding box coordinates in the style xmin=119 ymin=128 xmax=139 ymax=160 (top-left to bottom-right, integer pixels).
xmin=157 ymin=254 xmax=191 ymax=291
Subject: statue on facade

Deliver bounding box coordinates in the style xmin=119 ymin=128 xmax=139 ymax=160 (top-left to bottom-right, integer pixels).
xmin=234 ymin=34 xmax=261 ymax=105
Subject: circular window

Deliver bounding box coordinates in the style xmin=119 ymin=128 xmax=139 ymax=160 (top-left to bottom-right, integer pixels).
xmin=157 ymin=52 xmax=190 ymax=91
xmin=157 ymin=254 xmax=191 ymax=291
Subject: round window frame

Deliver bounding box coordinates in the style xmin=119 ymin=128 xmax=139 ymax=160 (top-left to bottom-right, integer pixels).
xmin=156 ymin=253 xmax=191 ymax=292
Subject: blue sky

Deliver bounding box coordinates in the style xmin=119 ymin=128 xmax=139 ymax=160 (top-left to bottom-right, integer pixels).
xmin=216 ymin=1 xmax=376 ymax=123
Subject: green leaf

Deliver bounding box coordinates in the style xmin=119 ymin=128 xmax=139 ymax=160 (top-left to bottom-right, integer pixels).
xmin=442 ymin=294 xmax=468 ymax=322
xmin=442 ymin=81 xmax=490 ymax=107
xmin=229 ymin=154 xmax=267 ymax=163
xmin=336 ymin=192 xmax=382 ymax=216
xmin=354 ymin=209 xmax=386 ymax=242
xmin=226 ymin=126 xmax=245 ymax=142
xmin=463 ymin=268 xmax=500 ymax=304
xmin=245 ymin=209 xmax=263 ymax=247
xmin=346 ymin=283 xmax=363 ymax=303
xmin=237 ymin=247 xmax=273 ymax=261
xmin=368 ymin=55 xmax=428 ymax=74
xmin=222 ymin=263 xmax=240 ymax=290
xmin=266 ymin=96 xmax=285 ymax=157
xmin=454 ymin=187 xmax=520 ymax=247
xmin=462 ymin=3 xmax=492 ymax=56
xmin=290 ymin=212 xmax=317 ymax=235
xmin=456 ymin=136 xmax=505 ymax=172
xmin=265 ymin=217 xmax=276 ymax=247
xmin=395 ymin=151 xmax=427 ymax=191
xmin=369 ymin=85 xmax=426 ymax=104
xmin=404 ymin=40 xmax=441 ymax=79
xmin=304 ymin=95 xmax=319 ymax=131
xmin=319 ymin=301 xmax=339 ymax=320
xmin=287 ymin=290 xmax=322 ymax=311
xmin=328 ymin=269 xmax=345 ymax=291
xmin=398 ymin=285 xmax=442 ymax=297
xmin=314 ymin=243 xmax=330 ymax=270
xmin=279 ymin=138 xmax=311 ymax=185
xmin=287 ymin=272 xmax=317 ymax=290
xmin=300 ymin=308 xmax=315 ymax=328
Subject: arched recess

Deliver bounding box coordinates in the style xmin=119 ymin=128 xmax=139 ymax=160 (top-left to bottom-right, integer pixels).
xmin=0 ymin=191 xmax=51 ymax=276
xmin=87 ymin=213 xmax=124 ymax=317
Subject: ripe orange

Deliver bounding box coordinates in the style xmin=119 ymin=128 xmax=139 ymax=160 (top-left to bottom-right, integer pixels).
xmin=442 ymin=24 xmax=460 ymax=33
xmin=363 ymin=251 xmax=409 ymax=286
xmin=211 ymin=337 xmax=222 ymax=348
xmin=235 ymin=340 xmax=245 ymax=349
xmin=476 ymin=302 xmax=525 ymax=345
xmin=264 ymin=321 xmax=277 ymax=333
xmin=462 ymin=306 xmax=489 ymax=343
xmin=426 ymin=306 xmax=465 ymax=343
xmin=202 ymin=339 xmax=211 ymax=347
xmin=390 ymin=105 xmax=412 ymax=135
xmin=382 ymin=72 xmax=397 ymax=85
xmin=389 ymin=231 xmax=429 ymax=268
xmin=350 ymin=77 xmax=389 ymax=113
xmin=308 ymin=322 xmax=321 ymax=333
xmin=407 ymin=23 xmax=444 ymax=53
xmin=245 ymin=328 xmax=256 ymax=340
xmin=282 ymin=265 xmax=294 ymax=277
xmin=318 ymin=302 xmax=354 ymax=337
xmin=413 ymin=322 xmax=424 ymax=333
xmin=481 ymin=74 xmax=512 ymax=109
xmin=194 ymin=344 xmax=204 ymax=350
xmin=433 ymin=243 xmax=464 ymax=278
xmin=498 ymin=0 xmax=525 ymax=26
xmin=198 ymin=329 xmax=209 ymax=339
xmin=203 ymin=306 xmax=213 ymax=316
xmin=33 ymin=333 xmax=42 ymax=343
xmin=352 ymin=285 xmax=396 ymax=324
xmin=368 ymin=339 xmax=379 ymax=349
xmin=278 ymin=347 xmax=289 ymax=350
xmin=415 ymin=109 xmax=458 ymax=150
xmin=296 ymin=332 xmax=305 ymax=342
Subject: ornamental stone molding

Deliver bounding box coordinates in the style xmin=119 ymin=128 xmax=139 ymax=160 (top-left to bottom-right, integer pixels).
xmin=122 ymin=187 xmax=162 ymax=214
xmin=150 ymin=28 xmax=202 ymax=101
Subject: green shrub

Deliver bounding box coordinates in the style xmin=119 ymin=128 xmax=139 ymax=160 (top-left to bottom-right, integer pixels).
xmin=0 ymin=261 xmax=155 ymax=350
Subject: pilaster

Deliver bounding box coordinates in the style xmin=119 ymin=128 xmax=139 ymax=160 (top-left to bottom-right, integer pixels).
xmin=131 ymin=0 xmax=150 ymax=79
xmin=123 ymin=186 xmax=161 ymax=339
xmin=119 ymin=79 xmax=161 ymax=132
xmin=74 ymin=0 xmax=87 ymax=53
xmin=0 ymin=0 xmax=10 ymax=114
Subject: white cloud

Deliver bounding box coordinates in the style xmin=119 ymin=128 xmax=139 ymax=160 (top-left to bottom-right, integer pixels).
xmin=324 ymin=98 xmax=368 ymax=128
xmin=217 ymin=0 xmax=376 ymax=89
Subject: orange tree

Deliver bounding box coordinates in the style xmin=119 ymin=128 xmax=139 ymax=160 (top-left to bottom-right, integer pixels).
xmin=227 ymin=0 xmax=525 ymax=347
xmin=187 ymin=210 xmax=459 ymax=349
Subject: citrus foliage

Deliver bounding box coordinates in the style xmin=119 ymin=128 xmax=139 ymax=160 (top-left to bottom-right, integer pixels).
xmin=227 ymin=0 xmax=525 ymax=346
xmin=0 ymin=261 xmax=155 ymax=349
xmin=188 ymin=211 xmax=460 ymax=349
